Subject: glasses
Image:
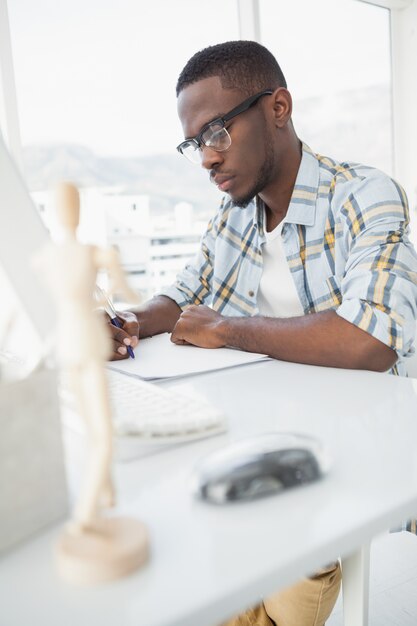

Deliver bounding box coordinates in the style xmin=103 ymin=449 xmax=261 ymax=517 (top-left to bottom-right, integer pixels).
xmin=176 ymin=89 xmax=273 ymax=164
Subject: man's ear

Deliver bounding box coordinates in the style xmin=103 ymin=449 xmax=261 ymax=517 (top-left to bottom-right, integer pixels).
xmin=271 ymin=87 xmax=292 ymax=128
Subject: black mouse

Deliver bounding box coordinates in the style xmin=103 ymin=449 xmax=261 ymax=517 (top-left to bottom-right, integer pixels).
xmin=192 ymin=432 xmax=327 ymax=504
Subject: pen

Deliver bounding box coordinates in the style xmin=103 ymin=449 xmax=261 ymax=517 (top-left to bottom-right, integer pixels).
xmin=95 ymin=285 xmax=135 ymax=359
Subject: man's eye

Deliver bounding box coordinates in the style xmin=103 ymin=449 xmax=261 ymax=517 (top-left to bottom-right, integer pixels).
xmin=209 ymin=129 xmax=225 ymax=141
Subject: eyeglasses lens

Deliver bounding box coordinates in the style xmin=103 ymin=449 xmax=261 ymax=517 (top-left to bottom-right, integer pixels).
xmin=182 ymin=142 xmax=201 ymax=163
xmin=202 ymin=123 xmax=231 ymax=151
xmin=180 ymin=123 xmax=232 ymax=163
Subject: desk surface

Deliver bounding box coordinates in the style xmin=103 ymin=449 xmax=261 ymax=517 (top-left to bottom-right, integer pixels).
xmin=1 ymin=359 xmax=417 ymax=626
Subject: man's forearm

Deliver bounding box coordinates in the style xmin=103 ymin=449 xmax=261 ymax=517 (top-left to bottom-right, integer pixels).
xmin=217 ymin=310 xmax=397 ymax=372
xmin=134 ymin=295 xmax=182 ymax=338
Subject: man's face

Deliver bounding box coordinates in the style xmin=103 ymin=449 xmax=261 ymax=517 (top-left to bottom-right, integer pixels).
xmin=177 ymin=76 xmax=277 ymax=207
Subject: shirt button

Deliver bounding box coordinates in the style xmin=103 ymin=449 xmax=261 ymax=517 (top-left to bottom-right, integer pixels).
xmin=248 ymin=290 xmax=255 ymax=297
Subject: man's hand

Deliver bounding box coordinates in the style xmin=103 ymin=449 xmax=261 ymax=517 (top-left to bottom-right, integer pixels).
xmin=102 ymin=295 xmax=182 ymax=360
xmin=106 ymin=310 xmax=139 ymax=360
xmin=171 ymin=305 xmax=226 ymax=348
xmin=171 ymin=307 xmax=397 ymax=372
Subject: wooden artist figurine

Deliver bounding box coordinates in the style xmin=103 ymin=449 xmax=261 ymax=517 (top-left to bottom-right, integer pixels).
xmin=34 ymin=182 xmax=149 ymax=584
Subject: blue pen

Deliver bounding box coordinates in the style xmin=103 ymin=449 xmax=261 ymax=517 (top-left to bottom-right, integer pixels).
xmin=95 ymin=286 xmax=135 ymax=359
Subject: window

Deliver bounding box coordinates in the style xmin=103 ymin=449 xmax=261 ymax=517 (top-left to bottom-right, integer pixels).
xmin=260 ymin=0 xmax=392 ymax=174
xmin=7 ymin=0 xmax=238 ymax=293
xmin=6 ymin=0 xmax=397 ymax=295
xmin=8 ymin=0 xmax=238 ymax=159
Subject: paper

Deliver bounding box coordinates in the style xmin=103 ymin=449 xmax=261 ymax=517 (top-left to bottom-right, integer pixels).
xmin=107 ymin=333 xmax=271 ymax=380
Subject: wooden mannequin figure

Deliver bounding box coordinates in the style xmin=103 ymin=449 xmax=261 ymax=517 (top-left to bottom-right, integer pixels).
xmin=34 ymin=182 xmax=149 ymax=584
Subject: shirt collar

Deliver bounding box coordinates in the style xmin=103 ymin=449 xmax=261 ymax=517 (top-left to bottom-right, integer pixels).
xmin=253 ymin=142 xmax=319 ymax=232
xmin=284 ymin=142 xmax=319 ymax=227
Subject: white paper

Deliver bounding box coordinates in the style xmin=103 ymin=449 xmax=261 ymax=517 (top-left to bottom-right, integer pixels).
xmin=107 ymin=333 xmax=271 ymax=380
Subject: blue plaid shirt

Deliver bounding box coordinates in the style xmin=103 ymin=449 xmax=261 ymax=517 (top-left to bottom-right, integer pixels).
xmin=161 ymin=143 xmax=417 ymax=375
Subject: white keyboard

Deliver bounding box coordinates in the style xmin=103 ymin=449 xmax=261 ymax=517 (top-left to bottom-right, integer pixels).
xmin=61 ymin=370 xmax=227 ymax=445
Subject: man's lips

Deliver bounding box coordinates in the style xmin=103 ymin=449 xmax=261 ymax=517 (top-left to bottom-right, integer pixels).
xmin=210 ymin=173 xmax=235 ymax=192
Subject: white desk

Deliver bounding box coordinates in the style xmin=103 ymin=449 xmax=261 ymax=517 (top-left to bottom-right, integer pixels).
xmin=1 ymin=359 xmax=417 ymax=626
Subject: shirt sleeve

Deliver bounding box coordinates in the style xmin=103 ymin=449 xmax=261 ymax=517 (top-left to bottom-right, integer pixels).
xmin=157 ymin=207 xmax=220 ymax=310
xmin=335 ymin=171 xmax=417 ymax=358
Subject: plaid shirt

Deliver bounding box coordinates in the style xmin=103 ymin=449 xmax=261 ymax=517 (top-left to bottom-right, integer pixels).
xmin=161 ymin=143 xmax=417 ymax=375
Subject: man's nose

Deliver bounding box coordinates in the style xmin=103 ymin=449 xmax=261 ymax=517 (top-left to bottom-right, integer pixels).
xmin=199 ymin=145 xmax=224 ymax=170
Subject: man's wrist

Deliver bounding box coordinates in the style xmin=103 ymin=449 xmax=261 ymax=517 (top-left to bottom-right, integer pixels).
xmin=132 ymin=295 xmax=181 ymax=338
xmin=216 ymin=316 xmax=233 ymax=347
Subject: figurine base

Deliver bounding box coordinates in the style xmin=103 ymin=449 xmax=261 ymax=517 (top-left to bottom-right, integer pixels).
xmin=55 ymin=516 xmax=149 ymax=585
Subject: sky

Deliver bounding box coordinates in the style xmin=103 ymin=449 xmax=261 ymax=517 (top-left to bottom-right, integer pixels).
xmin=6 ymin=0 xmax=391 ymax=157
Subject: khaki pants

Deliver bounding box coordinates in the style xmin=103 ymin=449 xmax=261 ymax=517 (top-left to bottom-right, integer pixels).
xmin=220 ymin=561 xmax=341 ymax=626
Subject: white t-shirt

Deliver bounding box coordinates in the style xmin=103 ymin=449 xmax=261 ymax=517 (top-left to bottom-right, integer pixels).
xmin=257 ymin=218 xmax=304 ymax=318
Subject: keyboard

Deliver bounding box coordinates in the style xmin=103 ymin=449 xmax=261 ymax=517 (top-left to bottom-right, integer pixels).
xmin=60 ymin=369 xmax=227 ymax=447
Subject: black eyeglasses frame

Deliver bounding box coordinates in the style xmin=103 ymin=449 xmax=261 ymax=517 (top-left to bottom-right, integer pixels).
xmin=176 ymin=89 xmax=273 ymax=157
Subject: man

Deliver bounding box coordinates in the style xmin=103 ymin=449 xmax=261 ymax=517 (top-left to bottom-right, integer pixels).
xmin=108 ymin=41 xmax=417 ymax=625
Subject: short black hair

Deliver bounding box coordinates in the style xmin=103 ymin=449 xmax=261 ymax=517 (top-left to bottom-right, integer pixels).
xmin=176 ymin=40 xmax=287 ymax=97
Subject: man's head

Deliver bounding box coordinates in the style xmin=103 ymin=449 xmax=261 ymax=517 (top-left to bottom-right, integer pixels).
xmin=176 ymin=40 xmax=287 ymax=97
xmin=176 ymin=41 xmax=298 ymax=208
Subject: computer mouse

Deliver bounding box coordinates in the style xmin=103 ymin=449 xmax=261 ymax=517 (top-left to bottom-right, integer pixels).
xmin=191 ymin=432 xmax=327 ymax=504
